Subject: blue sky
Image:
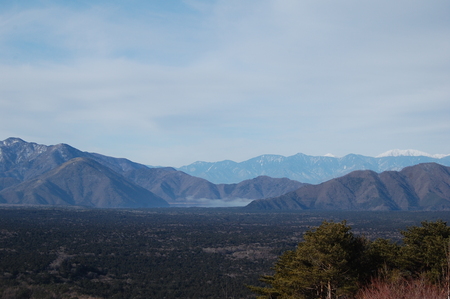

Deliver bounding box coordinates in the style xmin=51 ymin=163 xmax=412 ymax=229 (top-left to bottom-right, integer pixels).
xmin=1 ymin=0 xmax=449 ymax=167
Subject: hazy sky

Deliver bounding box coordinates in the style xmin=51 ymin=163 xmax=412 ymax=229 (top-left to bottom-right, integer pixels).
xmin=1 ymin=0 xmax=449 ymax=167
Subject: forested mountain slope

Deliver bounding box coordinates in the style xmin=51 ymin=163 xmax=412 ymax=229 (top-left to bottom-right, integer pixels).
xmin=247 ymin=163 xmax=450 ymax=211
xmin=0 ymin=157 xmax=169 ymax=208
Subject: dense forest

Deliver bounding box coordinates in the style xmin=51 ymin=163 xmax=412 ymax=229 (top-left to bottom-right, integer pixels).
xmin=1 ymin=207 xmax=450 ymax=298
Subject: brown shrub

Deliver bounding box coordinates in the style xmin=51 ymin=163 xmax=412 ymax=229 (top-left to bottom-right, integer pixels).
xmin=357 ymin=277 xmax=448 ymax=299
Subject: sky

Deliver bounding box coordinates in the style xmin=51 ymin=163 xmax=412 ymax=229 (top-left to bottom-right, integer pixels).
xmin=0 ymin=0 xmax=449 ymax=167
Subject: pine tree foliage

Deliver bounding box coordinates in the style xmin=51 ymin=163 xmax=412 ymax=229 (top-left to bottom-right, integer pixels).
xmin=250 ymin=221 xmax=368 ymax=299
xmin=250 ymin=219 xmax=450 ymax=299
xmin=400 ymin=220 xmax=450 ymax=282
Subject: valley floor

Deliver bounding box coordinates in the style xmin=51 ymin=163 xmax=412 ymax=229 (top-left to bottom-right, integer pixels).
xmin=1 ymin=207 xmax=450 ymax=298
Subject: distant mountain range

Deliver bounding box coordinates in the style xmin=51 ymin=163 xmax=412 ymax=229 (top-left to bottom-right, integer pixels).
xmin=0 ymin=138 xmax=304 ymax=208
xmin=178 ymin=151 xmax=450 ymax=184
xmin=2 ymin=137 xmax=450 ymax=211
xmin=246 ymin=163 xmax=450 ymax=211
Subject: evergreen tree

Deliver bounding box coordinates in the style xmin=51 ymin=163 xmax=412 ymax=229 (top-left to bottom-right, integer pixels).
xmin=366 ymin=237 xmax=402 ymax=279
xmin=400 ymin=220 xmax=450 ymax=283
xmin=250 ymin=220 xmax=368 ymax=299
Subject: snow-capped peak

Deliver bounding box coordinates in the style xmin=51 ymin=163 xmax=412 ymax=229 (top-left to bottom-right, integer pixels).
xmin=324 ymin=153 xmax=336 ymax=157
xmin=376 ymin=149 xmax=449 ymax=159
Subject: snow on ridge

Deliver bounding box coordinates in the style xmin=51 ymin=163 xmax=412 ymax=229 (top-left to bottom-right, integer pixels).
xmin=376 ymin=149 xmax=449 ymax=159
xmin=324 ymin=153 xmax=336 ymax=157
xmin=256 ymin=154 xmax=285 ymax=163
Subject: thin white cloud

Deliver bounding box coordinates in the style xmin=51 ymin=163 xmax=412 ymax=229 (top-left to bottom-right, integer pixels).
xmin=0 ymin=0 xmax=449 ymax=166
